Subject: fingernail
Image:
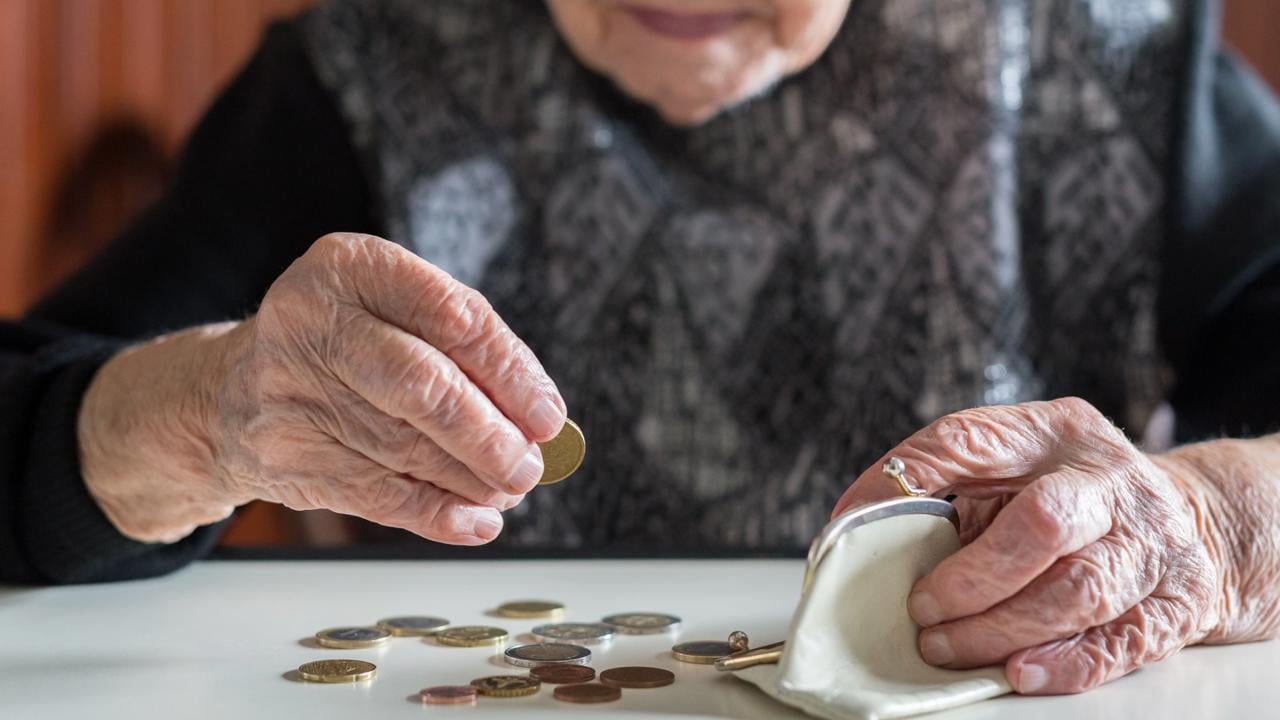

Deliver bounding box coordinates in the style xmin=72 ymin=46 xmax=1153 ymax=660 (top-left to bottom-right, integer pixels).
xmin=472 ymin=510 xmax=503 ymax=541
xmin=1017 ymin=663 xmax=1048 ymax=693
xmin=527 ymin=398 xmax=564 ymax=440
xmin=508 ymin=450 xmax=544 ymax=492
xmin=909 ymin=591 xmax=943 ymax=626
xmin=919 ymin=630 xmax=954 ymax=665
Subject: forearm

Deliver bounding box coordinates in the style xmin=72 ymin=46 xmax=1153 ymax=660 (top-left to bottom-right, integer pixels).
xmin=79 ymin=321 xmax=252 ymax=543
xmin=1156 ymin=434 xmax=1280 ymax=644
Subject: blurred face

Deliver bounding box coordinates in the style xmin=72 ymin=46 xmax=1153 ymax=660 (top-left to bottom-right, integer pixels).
xmin=546 ymin=0 xmax=852 ymax=126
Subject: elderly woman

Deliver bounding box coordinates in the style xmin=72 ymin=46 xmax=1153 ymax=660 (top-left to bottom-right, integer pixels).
xmin=2 ymin=0 xmax=1278 ymax=696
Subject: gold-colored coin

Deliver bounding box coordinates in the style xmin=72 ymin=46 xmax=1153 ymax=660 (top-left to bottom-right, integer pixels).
xmin=435 ymin=625 xmax=510 ymax=647
xmin=470 ymin=675 xmax=541 ymax=697
xmin=314 ymin=626 xmax=392 ymax=649
xmin=672 ymin=640 xmax=734 ymax=664
xmin=538 ymin=419 xmax=585 ymax=485
xmin=297 ymin=659 xmax=377 ymax=683
xmin=495 ymin=600 xmax=565 ymax=619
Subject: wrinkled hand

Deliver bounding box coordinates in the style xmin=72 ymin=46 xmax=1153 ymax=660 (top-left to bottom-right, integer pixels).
xmin=831 ymin=398 xmax=1264 ymax=695
xmin=209 ymin=233 xmax=565 ymax=543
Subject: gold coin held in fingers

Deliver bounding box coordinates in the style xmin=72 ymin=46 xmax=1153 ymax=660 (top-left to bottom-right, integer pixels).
xmin=538 ymin=419 xmax=585 ymax=485
xmin=436 ymin=625 xmax=510 ymax=647
xmin=496 ymin=600 xmax=565 ymax=619
xmin=297 ymin=659 xmax=377 ymax=683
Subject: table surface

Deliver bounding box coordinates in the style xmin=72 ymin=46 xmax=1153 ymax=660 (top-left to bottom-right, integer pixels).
xmin=1 ymin=559 xmax=1275 ymax=719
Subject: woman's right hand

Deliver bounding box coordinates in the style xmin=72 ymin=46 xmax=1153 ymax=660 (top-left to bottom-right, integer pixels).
xmin=80 ymin=233 xmax=566 ymax=545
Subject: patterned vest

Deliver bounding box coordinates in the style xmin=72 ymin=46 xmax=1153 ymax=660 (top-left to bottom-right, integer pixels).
xmin=302 ymin=0 xmax=1188 ymax=551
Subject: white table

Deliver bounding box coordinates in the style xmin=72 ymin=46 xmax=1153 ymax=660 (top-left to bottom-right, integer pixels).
xmin=0 ymin=559 xmax=1274 ymax=719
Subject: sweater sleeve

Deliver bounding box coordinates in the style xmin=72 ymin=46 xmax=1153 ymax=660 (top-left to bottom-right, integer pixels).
xmin=0 ymin=21 xmax=380 ymax=584
xmin=1162 ymin=3 xmax=1280 ymax=443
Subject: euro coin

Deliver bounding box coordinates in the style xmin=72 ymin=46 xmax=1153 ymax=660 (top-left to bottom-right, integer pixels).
xmin=602 ymin=612 xmax=682 ymax=634
xmin=599 ymin=666 xmax=676 ymax=689
xmin=436 ymin=625 xmax=510 ymax=647
xmin=538 ymin=419 xmax=585 ymax=485
xmin=495 ymin=600 xmax=565 ymax=619
xmin=530 ymin=665 xmax=596 ymax=684
xmin=419 ymin=686 xmax=477 ymax=705
xmin=504 ymin=643 xmax=592 ymax=668
xmin=672 ymin=640 xmax=733 ymax=664
xmin=531 ymin=622 xmax=614 ymax=645
xmin=553 ymin=683 xmax=621 ymax=704
xmin=314 ymin=627 xmax=392 ymax=649
xmin=470 ymin=675 xmax=541 ymax=698
xmin=297 ymin=659 xmax=377 ymax=683
xmin=376 ymin=616 xmax=450 ymax=637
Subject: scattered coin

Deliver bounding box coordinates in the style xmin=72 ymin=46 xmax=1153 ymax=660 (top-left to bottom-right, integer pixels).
xmin=314 ymin=627 xmax=392 ymax=649
xmin=672 ymin=640 xmax=734 ymax=664
xmin=435 ymin=625 xmax=510 ymax=647
xmin=495 ymin=600 xmax=565 ymax=619
xmin=419 ymin=686 xmax=477 ymax=705
xmin=602 ymin=612 xmax=682 ymax=634
xmin=504 ymin=643 xmax=592 ymax=668
xmin=470 ymin=675 xmax=541 ymax=698
xmin=530 ymin=665 xmax=597 ymax=684
xmin=531 ymin=622 xmax=615 ymax=645
xmin=376 ymin=616 xmax=450 ymax=637
xmin=600 ymin=666 xmax=676 ymax=689
xmin=554 ymin=682 xmax=622 ymax=704
xmin=538 ymin=419 xmax=586 ymax=485
xmin=297 ymin=659 xmax=377 ymax=683
xmin=728 ymin=630 xmax=750 ymax=653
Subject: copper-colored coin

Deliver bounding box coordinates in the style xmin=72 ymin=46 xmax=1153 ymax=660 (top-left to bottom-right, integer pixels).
xmin=599 ymin=666 xmax=675 ymax=689
xmin=419 ymin=686 xmax=477 ymax=705
xmin=553 ymin=683 xmax=622 ymax=704
xmin=531 ymin=665 xmax=596 ymax=684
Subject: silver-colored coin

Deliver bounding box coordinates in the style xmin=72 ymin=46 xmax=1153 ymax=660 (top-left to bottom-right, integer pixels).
xmin=601 ymin=612 xmax=683 ymax=635
xmin=376 ymin=616 xmax=450 ymax=637
xmin=530 ymin=622 xmax=615 ymax=645
xmin=503 ymin=643 xmax=592 ymax=668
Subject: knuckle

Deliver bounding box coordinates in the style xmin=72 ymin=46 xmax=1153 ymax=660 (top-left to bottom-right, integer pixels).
xmin=1017 ymin=487 xmax=1073 ymax=550
xmin=929 ymin=410 xmax=1001 ymax=467
xmin=1056 ymin=556 xmax=1114 ymax=621
xmin=431 ymin=284 xmax=497 ymax=351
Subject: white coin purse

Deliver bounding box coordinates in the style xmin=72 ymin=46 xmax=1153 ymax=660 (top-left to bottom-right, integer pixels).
xmin=731 ymin=497 xmax=1012 ymax=720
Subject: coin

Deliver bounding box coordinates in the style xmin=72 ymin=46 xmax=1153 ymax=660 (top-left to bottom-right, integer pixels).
xmin=470 ymin=675 xmax=541 ymax=698
xmin=600 ymin=666 xmax=676 ymax=689
xmin=419 ymin=686 xmax=477 ymax=705
xmin=314 ymin=627 xmax=392 ymax=649
xmin=496 ymin=600 xmax=565 ymax=619
xmin=530 ymin=665 xmax=597 ymax=684
xmin=602 ymin=612 xmax=682 ymax=635
xmin=504 ymin=643 xmax=592 ymax=668
xmin=297 ymin=659 xmax=377 ymax=683
xmin=671 ymin=640 xmax=734 ymax=664
xmin=376 ymin=616 xmax=450 ymax=637
xmin=435 ymin=625 xmax=509 ymax=647
xmin=728 ymin=630 xmax=750 ymax=653
xmin=531 ymin=622 xmax=614 ymax=645
xmin=538 ymin=419 xmax=585 ymax=485
xmin=553 ymin=683 xmax=622 ymax=704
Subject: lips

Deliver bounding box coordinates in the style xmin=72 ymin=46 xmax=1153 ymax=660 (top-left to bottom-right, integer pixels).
xmin=623 ymin=6 xmax=751 ymax=40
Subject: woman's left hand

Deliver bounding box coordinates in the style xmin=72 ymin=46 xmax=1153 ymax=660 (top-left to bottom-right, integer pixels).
xmin=832 ymin=397 xmax=1280 ymax=695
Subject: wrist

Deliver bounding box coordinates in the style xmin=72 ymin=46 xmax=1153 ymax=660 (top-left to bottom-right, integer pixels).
xmin=1151 ymin=437 xmax=1280 ymax=644
xmin=79 ymin=321 xmax=253 ymax=543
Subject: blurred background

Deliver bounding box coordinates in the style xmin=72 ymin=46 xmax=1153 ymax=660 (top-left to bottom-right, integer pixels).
xmin=1 ymin=0 xmax=1277 ymax=546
